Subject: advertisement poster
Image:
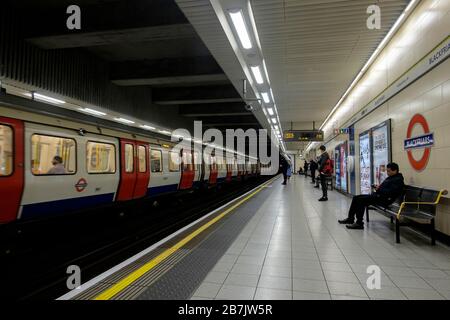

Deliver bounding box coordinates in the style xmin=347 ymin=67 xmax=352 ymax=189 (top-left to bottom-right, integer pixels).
xmin=340 ymin=142 xmax=348 ymax=193
xmin=359 ymin=132 xmax=372 ymax=194
xmin=334 ymin=147 xmax=341 ymax=190
xmin=372 ymin=123 xmax=390 ymax=186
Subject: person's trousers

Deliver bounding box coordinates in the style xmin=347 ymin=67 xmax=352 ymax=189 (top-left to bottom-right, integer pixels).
xmin=348 ymin=194 xmax=382 ymax=223
xmin=320 ymin=173 xmax=328 ymax=198
xmin=311 ymin=169 xmax=316 ymax=183
xmin=282 ymin=172 xmax=287 ymax=184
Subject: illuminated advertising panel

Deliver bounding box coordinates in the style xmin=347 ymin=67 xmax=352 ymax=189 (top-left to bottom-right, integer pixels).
xmin=359 ymin=131 xmax=372 ymax=195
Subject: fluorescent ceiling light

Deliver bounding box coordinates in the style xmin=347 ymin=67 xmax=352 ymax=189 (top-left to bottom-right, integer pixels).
xmin=267 ymin=108 xmax=274 ymax=116
xmin=114 ymin=117 xmax=135 ymax=124
xmin=274 ymin=125 xmax=279 ymax=130
xmin=140 ymin=125 xmax=156 ymax=130
xmin=229 ymin=10 xmax=252 ymax=49
xmin=25 ymin=92 xmax=65 ymax=104
xmin=261 ymin=92 xmax=270 ymax=103
xmin=251 ymin=66 xmax=264 ymax=84
xmin=159 ymin=130 xmax=172 ymax=135
xmin=79 ymin=108 xmax=106 ymax=116
xmin=271 ymin=118 xmax=277 ymax=124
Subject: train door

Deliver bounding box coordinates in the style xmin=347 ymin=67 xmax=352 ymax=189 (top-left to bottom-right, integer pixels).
xmin=134 ymin=142 xmax=150 ymax=198
xmin=0 ymin=117 xmax=24 ymax=224
xmin=179 ymin=149 xmax=194 ymax=190
xmin=117 ymin=139 xmax=136 ymax=201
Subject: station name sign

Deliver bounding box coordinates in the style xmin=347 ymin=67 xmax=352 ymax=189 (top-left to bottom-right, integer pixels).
xmin=404 ymin=133 xmax=434 ymax=150
xmin=283 ymin=130 xmax=324 ymax=142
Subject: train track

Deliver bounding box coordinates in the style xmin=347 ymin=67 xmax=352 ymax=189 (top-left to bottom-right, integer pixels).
xmin=2 ymin=176 xmax=274 ymax=301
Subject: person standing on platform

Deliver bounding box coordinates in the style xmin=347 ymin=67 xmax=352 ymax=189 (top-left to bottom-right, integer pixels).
xmin=303 ymin=160 xmax=309 ymax=178
xmin=317 ymin=145 xmax=331 ymax=201
xmin=280 ymin=157 xmax=289 ymax=185
xmin=309 ymin=159 xmax=318 ymax=184
xmin=339 ymin=162 xmax=404 ymax=229
xmin=287 ymin=164 xmax=292 ymax=182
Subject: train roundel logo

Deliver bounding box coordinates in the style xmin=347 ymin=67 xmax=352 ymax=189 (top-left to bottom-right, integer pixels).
xmin=75 ymin=178 xmax=88 ymax=192
xmin=405 ymin=114 xmax=434 ymax=171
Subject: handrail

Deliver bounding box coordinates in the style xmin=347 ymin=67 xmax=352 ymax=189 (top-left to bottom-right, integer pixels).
xmin=396 ymin=189 xmax=447 ymax=219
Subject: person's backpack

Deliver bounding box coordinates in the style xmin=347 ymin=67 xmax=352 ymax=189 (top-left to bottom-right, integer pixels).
xmin=323 ymin=158 xmax=334 ymax=175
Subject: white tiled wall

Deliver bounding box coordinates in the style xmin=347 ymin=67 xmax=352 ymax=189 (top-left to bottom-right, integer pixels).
xmin=324 ymin=0 xmax=450 ymax=235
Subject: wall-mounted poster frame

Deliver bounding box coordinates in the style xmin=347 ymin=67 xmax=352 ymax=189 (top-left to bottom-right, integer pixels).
xmin=340 ymin=141 xmax=348 ymax=193
xmin=359 ymin=130 xmax=372 ymax=195
xmin=371 ymin=119 xmax=392 ymax=187
xmin=334 ymin=146 xmax=341 ymax=190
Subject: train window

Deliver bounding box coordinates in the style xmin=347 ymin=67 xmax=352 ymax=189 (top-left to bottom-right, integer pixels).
xmin=31 ymin=134 xmax=76 ymax=175
xmin=86 ymin=142 xmax=116 ymax=174
xmin=138 ymin=146 xmax=147 ymax=173
xmin=169 ymin=151 xmax=180 ymax=172
xmin=0 ymin=125 xmax=13 ymax=176
xmin=150 ymin=149 xmax=162 ymax=172
xmin=124 ymin=143 xmax=134 ymax=173
xmin=182 ymin=151 xmax=193 ymax=171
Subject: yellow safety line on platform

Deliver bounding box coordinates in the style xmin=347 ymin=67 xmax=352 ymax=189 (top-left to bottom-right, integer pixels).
xmin=93 ymin=176 xmax=278 ymax=300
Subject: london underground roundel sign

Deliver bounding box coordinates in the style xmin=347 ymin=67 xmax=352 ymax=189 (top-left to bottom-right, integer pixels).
xmin=404 ymin=114 xmax=434 ymax=171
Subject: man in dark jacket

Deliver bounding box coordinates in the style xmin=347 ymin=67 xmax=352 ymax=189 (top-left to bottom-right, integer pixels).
xmin=339 ymin=162 xmax=404 ymax=229
xmin=280 ymin=157 xmax=289 ymax=185
xmin=317 ymin=145 xmax=330 ymax=201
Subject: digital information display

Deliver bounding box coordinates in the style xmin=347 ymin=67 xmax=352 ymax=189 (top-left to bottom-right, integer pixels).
xmin=283 ymin=130 xmax=324 ymax=142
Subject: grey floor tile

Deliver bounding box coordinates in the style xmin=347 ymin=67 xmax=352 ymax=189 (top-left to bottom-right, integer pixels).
xmin=212 ymin=261 xmax=235 ymax=273
xmin=236 ymin=255 xmax=265 ymax=265
xmin=258 ymin=275 xmax=292 ymax=290
xmin=293 ymin=291 xmax=331 ymax=300
xmin=190 ymin=296 xmax=213 ymax=300
xmin=254 ymin=288 xmax=292 ymax=300
xmin=264 ymin=257 xmax=292 ymax=268
xmin=381 ymin=266 xmax=417 ymax=277
xmin=422 ymin=278 xmax=450 ymax=291
xmin=224 ymin=273 xmax=259 ymax=287
xmin=400 ymin=288 xmax=445 ymax=300
xmin=216 ymin=285 xmax=256 ymax=300
xmin=326 ymin=281 xmax=368 ymax=298
xmin=401 ymin=259 xmax=438 ymax=269
xmin=323 ymin=270 xmax=359 ymax=283
xmin=321 ymin=262 xmax=353 ymax=272
xmin=366 ymin=286 xmax=408 ymax=300
xmin=331 ymin=295 xmax=369 ymax=300
xmin=231 ymin=263 xmax=263 ymax=275
xmin=293 ymin=279 xmax=329 ymax=294
xmin=389 ymin=275 xmax=433 ymax=289
xmin=293 ymin=267 xmax=325 ymax=281
xmin=193 ymin=282 xmax=222 ymax=298
xmin=412 ymin=268 xmax=450 ymax=279
xmin=261 ymin=265 xmax=292 ymax=278
xmin=204 ymin=271 xmax=229 ymax=284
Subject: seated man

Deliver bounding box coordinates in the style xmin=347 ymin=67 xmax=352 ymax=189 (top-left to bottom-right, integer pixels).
xmin=338 ymin=162 xmax=404 ymax=230
xmin=47 ymin=155 xmax=67 ymax=174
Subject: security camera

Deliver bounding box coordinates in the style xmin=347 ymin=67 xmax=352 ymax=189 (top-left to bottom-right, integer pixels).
xmin=244 ymin=103 xmax=254 ymax=111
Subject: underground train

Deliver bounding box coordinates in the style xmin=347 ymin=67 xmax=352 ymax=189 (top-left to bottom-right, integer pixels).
xmin=0 ymin=104 xmax=269 ymax=225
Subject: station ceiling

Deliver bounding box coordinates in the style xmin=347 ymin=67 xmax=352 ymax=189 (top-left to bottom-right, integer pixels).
xmin=11 ymin=0 xmax=260 ymax=134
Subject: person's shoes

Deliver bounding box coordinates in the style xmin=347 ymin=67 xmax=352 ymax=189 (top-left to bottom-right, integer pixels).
xmin=338 ymin=218 xmax=354 ymax=224
xmin=282 ymin=182 xmax=287 ymax=185
xmin=314 ymin=185 xmax=319 ymax=189
xmin=346 ymin=222 xmax=364 ymax=230
xmin=318 ymin=197 xmax=328 ymax=201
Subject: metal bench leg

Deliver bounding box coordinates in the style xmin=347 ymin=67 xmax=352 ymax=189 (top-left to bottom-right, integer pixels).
xmin=365 ymin=207 xmax=369 ymax=222
xmin=431 ymin=219 xmax=436 ymax=246
xmin=395 ymin=218 xmax=400 ymax=243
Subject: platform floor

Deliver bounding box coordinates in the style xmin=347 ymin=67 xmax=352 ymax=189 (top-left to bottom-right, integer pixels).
xmin=191 ymin=175 xmax=450 ymax=300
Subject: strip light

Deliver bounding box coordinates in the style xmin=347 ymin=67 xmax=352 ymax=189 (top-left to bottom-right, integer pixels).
xmin=140 ymin=125 xmax=156 ymax=130
xmin=79 ymin=108 xmax=106 ymax=116
xmin=261 ymin=92 xmax=270 ymax=103
xmin=229 ymin=10 xmax=253 ymax=49
xmin=114 ymin=117 xmax=135 ymax=124
xmin=267 ymin=108 xmax=274 ymax=116
xmin=25 ymin=92 xmax=65 ymax=104
xmin=251 ymin=66 xmax=264 ymax=84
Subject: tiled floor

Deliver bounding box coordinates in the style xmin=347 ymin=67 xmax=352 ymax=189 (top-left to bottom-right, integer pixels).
xmin=191 ymin=175 xmax=450 ymax=300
